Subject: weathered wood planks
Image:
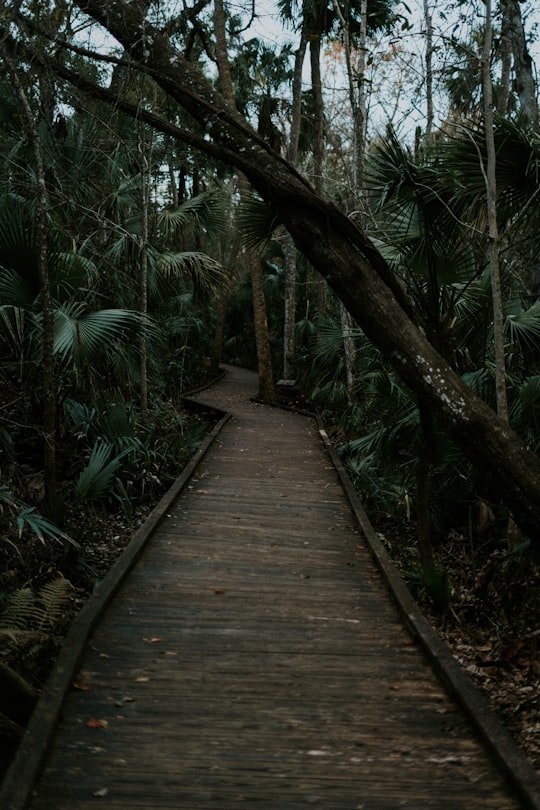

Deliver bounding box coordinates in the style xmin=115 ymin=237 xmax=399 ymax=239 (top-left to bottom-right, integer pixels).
xmin=24 ymin=366 xmax=527 ymax=808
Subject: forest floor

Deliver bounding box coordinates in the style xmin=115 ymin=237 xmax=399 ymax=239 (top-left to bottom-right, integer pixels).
xmin=378 ymin=515 xmax=540 ymax=772
xmin=1 ymin=392 xmax=539 ymax=782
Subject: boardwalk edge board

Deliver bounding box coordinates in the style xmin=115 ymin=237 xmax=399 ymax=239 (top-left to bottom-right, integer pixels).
xmin=316 ymin=414 xmax=540 ymax=810
xmin=0 ymin=404 xmax=232 ymax=810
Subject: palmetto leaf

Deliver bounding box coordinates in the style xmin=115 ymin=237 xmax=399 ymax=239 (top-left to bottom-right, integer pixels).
xmin=16 ymin=507 xmax=76 ymax=546
xmin=75 ymin=440 xmax=131 ymax=504
xmin=157 ymin=250 xmax=225 ymax=294
xmin=49 ymin=252 xmax=98 ymax=302
xmin=506 ymin=301 xmax=540 ymax=354
xmin=158 ymin=191 xmax=229 ymax=239
xmin=53 ymin=303 xmax=151 ymax=368
xmin=236 ymin=195 xmax=280 ymax=249
xmin=0 ymin=305 xmax=30 ymax=358
xmin=0 ymin=265 xmax=36 ymax=308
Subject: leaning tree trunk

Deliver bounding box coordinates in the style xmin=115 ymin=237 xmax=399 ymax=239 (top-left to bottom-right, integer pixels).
xmin=33 ymin=0 xmax=540 ymax=537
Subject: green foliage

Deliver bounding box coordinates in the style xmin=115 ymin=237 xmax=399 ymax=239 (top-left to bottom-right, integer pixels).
xmin=74 ymin=440 xmax=132 ymax=508
xmin=0 ymin=485 xmax=75 ymax=551
xmin=405 ymin=565 xmax=452 ymax=615
xmin=0 ymin=577 xmax=73 ymax=646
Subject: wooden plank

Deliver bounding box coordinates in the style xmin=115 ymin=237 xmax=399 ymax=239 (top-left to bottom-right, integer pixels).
xmin=15 ymin=367 xmax=532 ymax=809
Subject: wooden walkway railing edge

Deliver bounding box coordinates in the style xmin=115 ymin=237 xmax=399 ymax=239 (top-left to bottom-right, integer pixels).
xmin=0 ymin=405 xmax=232 ymax=810
xmin=316 ymin=413 xmax=540 ymax=810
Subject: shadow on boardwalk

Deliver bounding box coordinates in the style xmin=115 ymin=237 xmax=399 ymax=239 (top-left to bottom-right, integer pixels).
xmin=4 ymin=367 xmax=533 ymax=808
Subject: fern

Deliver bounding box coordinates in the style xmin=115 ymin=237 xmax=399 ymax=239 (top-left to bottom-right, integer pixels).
xmin=0 ymin=577 xmax=73 ymax=643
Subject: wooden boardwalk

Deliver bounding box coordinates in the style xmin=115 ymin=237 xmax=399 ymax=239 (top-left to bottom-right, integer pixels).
xmin=11 ymin=367 xmax=534 ymax=808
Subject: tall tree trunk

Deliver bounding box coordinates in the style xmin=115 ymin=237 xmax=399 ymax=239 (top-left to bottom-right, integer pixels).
xmin=423 ymin=0 xmax=434 ymax=140
xmin=333 ymin=0 xmax=366 ymax=400
xmin=339 ymin=302 xmax=356 ymax=404
xmin=497 ymin=35 xmax=512 ymax=115
xmin=308 ymin=27 xmax=329 ymax=319
xmin=501 ymin=0 xmax=538 ymax=128
xmin=482 ymin=0 xmax=508 ymax=423
xmin=139 ymin=119 xmax=154 ymax=420
xmin=288 ymin=28 xmax=308 ymax=167
xmin=309 ymin=31 xmax=325 ymax=194
xmin=282 ymin=233 xmax=297 ymax=380
xmin=281 ymin=26 xmax=308 ymax=382
xmin=2 ymin=46 xmax=57 ymax=508
xmin=213 ymin=0 xmax=275 ymax=401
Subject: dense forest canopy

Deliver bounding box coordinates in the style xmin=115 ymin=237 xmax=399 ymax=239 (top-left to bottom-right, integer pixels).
xmin=1 ymin=0 xmax=540 ymax=543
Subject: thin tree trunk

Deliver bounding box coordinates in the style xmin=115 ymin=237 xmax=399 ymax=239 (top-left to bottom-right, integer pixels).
xmin=423 ymin=0 xmax=434 ymax=140
xmin=139 ymin=120 xmax=154 ymax=420
xmin=309 ymin=29 xmax=329 ymax=320
xmin=333 ymin=0 xmax=365 ymax=400
xmin=283 ymin=232 xmax=297 ymax=380
xmin=281 ymin=26 xmax=308 ymax=381
xmin=497 ymin=35 xmax=512 ymax=115
xmin=2 ymin=46 xmax=57 ymax=508
xmin=339 ymin=302 xmax=356 ymax=403
xmin=309 ymin=32 xmax=325 ymax=194
xmin=213 ymin=0 xmax=275 ymax=402
xmin=288 ymin=28 xmax=308 ymax=166
xmin=482 ymin=0 xmax=508 ymax=423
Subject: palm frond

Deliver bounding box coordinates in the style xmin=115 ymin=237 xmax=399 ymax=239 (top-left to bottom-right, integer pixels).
xmin=75 ymin=440 xmax=131 ymax=504
xmin=158 ymin=190 xmax=229 ymax=239
xmin=0 ymin=305 xmax=30 ymax=357
xmin=506 ymin=300 xmax=540 ymax=355
xmin=236 ymin=195 xmax=281 ymax=250
xmin=53 ymin=304 xmax=152 ymax=368
xmin=16 ymin=508 xmax=76 ymax=547
xmin=157 ymin=251 xmax=226 ymax=297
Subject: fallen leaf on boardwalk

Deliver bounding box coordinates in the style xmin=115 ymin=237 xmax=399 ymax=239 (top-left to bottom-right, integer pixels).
xmin=143 ymin=637 xmax=162 ymax=643
xmin=93 ymin=787 xmax=109 ymax=797
xmin=86 ymin=718 xmax=108 ymax=728
xmin=389 ymin=683 xmax=400 ymax=691
xmin=214 ymin=589 xmax=226 ymax=595
xmin=134 ymin=676 xmax=150 ymax=682
xmin=195 ymin=489 xmax=208 ymax=494
xmin=99 ymin=653 xmax=109 ymax=659
xmin=72 ymin=681 xmax=90 ymax=691
xmin=437 ymin=704 xmax=459 ymax=714
xmin=427 ymin=755 xmax=463 ymax=765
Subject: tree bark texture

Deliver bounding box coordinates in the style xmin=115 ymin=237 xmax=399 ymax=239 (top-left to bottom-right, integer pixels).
xmin=30 ymin=0 xmax=540 ymax=535
xmin=501 ymin=0 xmax=538 ymax=128
xmin=482 ymin=0 xmax=509 ymax=423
